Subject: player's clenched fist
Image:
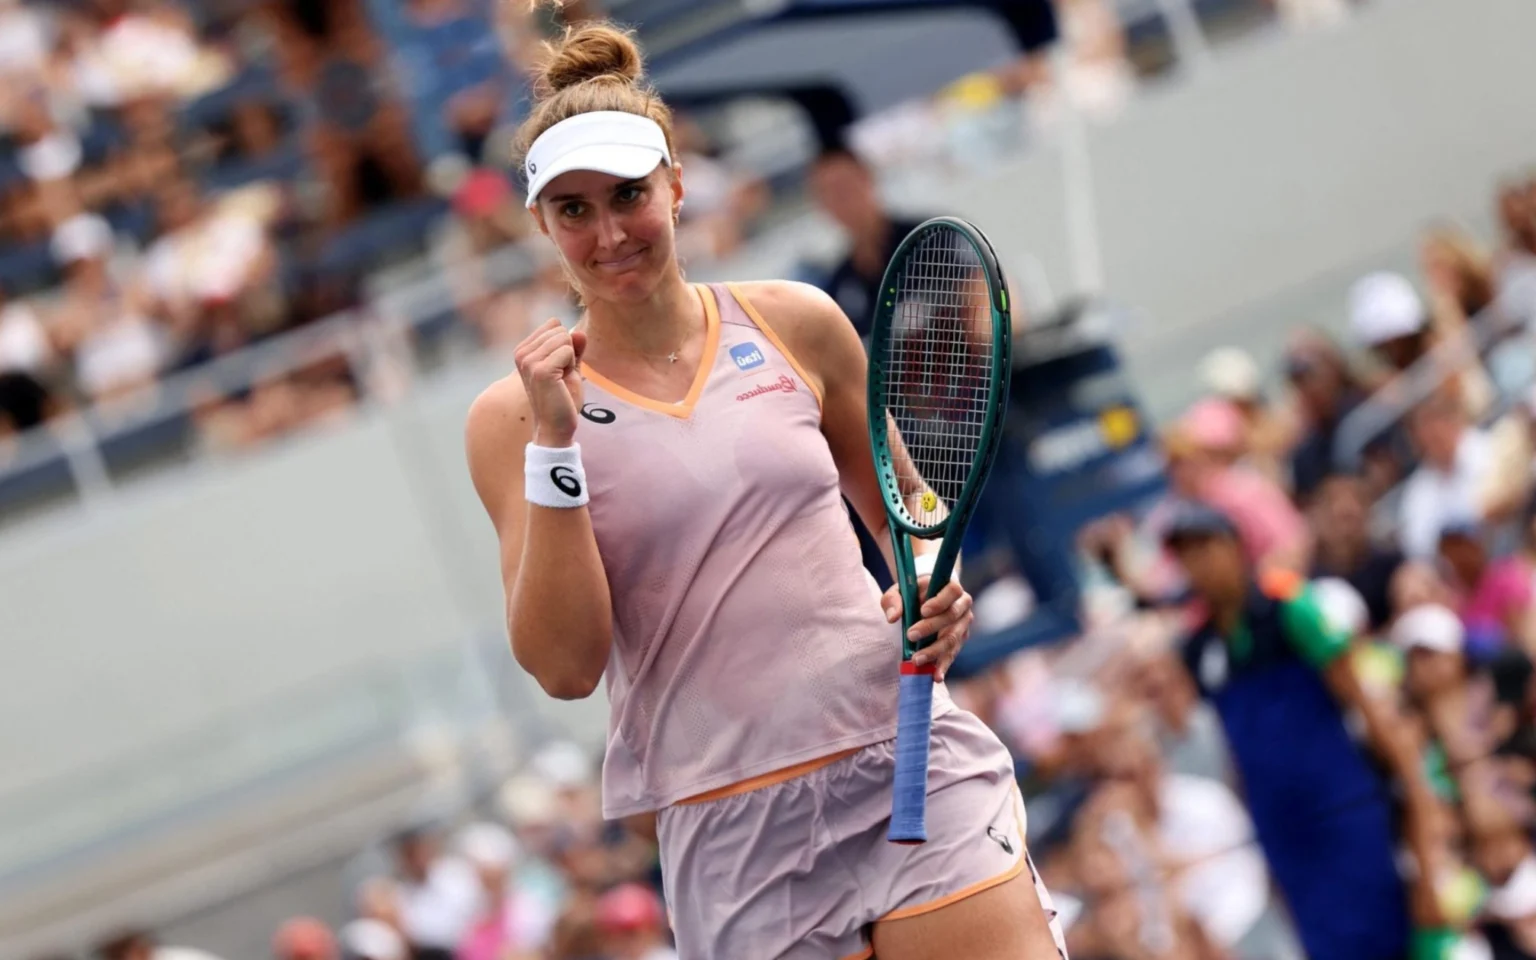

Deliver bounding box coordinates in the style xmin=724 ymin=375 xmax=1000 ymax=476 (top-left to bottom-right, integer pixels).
xmin=515 ymin=318 xmax=587 ymax=448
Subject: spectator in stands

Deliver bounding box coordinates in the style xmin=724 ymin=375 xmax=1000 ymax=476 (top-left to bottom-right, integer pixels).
xmin=1423 ymin=223 xmax=1498 ymax=333
xmin=405 ymin=0 xmax=516 ymax=165
xmin=1160 ymin=501 xmax=1428 ymax=960
xmin=1092 ymin=702 xmax=1269 ymax=955
xmin=1393 ymin=605 xmax=1536 ymax=893
xmin=49 ymin=212 xmax=166 ymax=405
xmin=144 ymin=181 xmax=285 ymax=368
xmin=597 ymin=883 xmax=676 ymax=960
xmin=1352 ymin=269 xmax=1498 ymax=422
xmin=670 ymin=115 xmax=767 ymax=262
xmin=1307 ymin=473 xmax=1405 ymax=630
xmin=454 ymin=821 xmax=553 ymax=960
xmin=1438 ymin=519 xmax=1536 ymax=657
xmin=1163 ymin=412 xmax=1310 ymax=572
xmin=0 ymin=282 xmax=56 ymax=380
xmin=274 ymin=918 xmax=338 ymax=960
xmin=68 ymin=0 xmax=228 ymax=107
xmin=1400 ymin=391 xmax=1495 ymax=560
xmin=0 ymin=369 xmax=53 ymax=449
xmin=98 ymin=931 xmax=226 ymax=960
xmin=0 ymin=0 xmax=53 ymax=83
xmin=1499 ymin=182 xmax=1536 ymax=265
xmin=1063 ymin=779 xmax=1223 ymax=960
xmin=808 ymin=146 xmax=933 ymax=342
xmin=341 ymin=920 xmax=409 ymax=960
xmin=1281 ymin=329 xmax=1378 ymax=503
xmin=1197 ymin=346 xmax=1293 ymax=485
xmin=392 ymin=825 xmax=484 ymax=960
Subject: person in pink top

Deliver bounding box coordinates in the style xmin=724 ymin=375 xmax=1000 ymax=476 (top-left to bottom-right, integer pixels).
xmin=1164 ymin=405 xmax=1311 ymax=573
xmin=1437 ymin=519 xmax=1534 ymax=656
xmin=463 ymin=19 xmax=1066 ymax=960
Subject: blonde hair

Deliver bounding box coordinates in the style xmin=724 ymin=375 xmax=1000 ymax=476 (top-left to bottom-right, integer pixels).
xmin=512 ymin=20 xmax=677 ymax=189
xmin=1423 ymin=222 xmax=1495 ymax=314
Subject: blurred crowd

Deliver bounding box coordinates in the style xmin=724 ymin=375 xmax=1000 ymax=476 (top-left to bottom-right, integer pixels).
xmin=942 ymin=172 xmax=1536 ymax=958
xmin=26 ymin=1 xmax=1536 ymax=958
xmin=0 ymin=0 xmax=1357 ymax=476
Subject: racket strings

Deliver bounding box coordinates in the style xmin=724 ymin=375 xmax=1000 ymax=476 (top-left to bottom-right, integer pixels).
xmin=882 ymin=227 xmax=996 ymax=527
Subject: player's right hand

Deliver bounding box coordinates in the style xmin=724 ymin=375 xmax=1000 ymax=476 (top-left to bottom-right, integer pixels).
xmin=515 ymin=318 xmax=587 ymax=448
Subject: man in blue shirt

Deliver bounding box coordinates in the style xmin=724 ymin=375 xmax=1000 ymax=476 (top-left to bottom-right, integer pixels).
xmin=1163 ymin=502 xmax=1433 ymax=960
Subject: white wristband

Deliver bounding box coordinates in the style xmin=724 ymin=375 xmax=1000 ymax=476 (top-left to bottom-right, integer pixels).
xmin=525 ymin=443 xmax=589 ymax=508
xmin=914 ymin=552 xmax=960 ymax=581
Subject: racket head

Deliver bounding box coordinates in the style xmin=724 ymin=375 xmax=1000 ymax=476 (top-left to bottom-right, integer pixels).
xmin=866 ymin=217 xmax=1013 ymax=543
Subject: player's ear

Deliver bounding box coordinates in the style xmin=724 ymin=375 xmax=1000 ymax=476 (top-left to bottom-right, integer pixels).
xmin=531 ymin=203 xmax=550 ymax=237
xmin=669 ymin=162 xmax=685 ymax=219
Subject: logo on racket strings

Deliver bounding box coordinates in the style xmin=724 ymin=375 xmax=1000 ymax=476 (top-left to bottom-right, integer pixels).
xmin=730 ymin=342 xmax=766 ymax=371
xmin=919 ymin=490 xmax=939 ymax=513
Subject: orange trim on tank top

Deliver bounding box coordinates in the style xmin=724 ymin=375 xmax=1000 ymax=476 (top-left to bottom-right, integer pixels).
xmin=876 ymin=784 xmax=1031 ymax=923
xmin=724 ymin=283 xmax=825 ymax=412
xmin=672 ymin=746 xmax=863 ymax=805
xmin=578 ymin=283 xmax=721 ymax=419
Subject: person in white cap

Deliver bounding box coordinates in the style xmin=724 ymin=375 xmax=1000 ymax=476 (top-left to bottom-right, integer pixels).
xmin=1348 ymin=270 xmax=1495 ymax=421
xmin=464 ymin=17 xmax=1065 ymax=960
xmin=1196 ymin=346 xmax=1292 ymax=484
xmin=1394 ymin=604 xmax=1536 ymax=904
xmin=1350 ymin=271 xmax=1432 ymax=372
xmin=340 ymin=920 xmax=408 ymax=960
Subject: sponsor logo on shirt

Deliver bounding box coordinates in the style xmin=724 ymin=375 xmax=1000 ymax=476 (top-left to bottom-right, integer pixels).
xmin=730 ymin=342 xmax=766 ymax=371
xmin=736 ymin=374 xmax=797 ymax=402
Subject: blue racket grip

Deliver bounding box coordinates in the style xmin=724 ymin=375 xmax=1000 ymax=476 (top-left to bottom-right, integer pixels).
xmin=888 ymin=662 xmax=936 ymax=844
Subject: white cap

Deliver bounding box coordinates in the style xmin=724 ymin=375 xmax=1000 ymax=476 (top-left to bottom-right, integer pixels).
xmin=1390 ymin=603 xmax=1464 ymax=654
xmin=497 ymin=773 xmax=558 ymax=828
xmin=1053 ymin=681 xmax=1105 ymax=734
xmin=339 ymin=920 xmax=406 ymax=960
xmin=1198 ymin=347 xmax=1262 ymax=400
xmin=1311 ymin=577 xmax=1368 ymax=638
xmin=51 ymin=212 xmax=113 ymax=264
xmin=524 ymin=111 xmax=670 ymax=209
xmin=532 ymin=740 xmax=592 ymax=789
xmin=1349 ymin=272 xmax=1425 ymax=346
xmin=456 ymin=821 xmax=519 ymax=869
xmin=1487 ymin=853 xmax=1536 ymax=920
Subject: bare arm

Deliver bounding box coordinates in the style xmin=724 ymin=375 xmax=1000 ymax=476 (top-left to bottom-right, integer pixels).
xmin=465 ymin=371 xmax=613 ymax=699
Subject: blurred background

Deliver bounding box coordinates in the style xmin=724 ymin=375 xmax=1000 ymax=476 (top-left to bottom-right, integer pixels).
xmin=3 ymin=0 xmax=1536 ymax=958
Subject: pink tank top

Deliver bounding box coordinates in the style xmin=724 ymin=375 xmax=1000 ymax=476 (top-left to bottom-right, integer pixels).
xmin=575 ymin=283 xmax=928 ymax=817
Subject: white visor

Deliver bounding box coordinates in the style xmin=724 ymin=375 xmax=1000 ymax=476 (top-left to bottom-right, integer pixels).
xmin=524 ymin=111 xmax=670 ymax=209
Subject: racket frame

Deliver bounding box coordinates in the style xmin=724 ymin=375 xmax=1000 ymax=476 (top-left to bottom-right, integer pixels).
xmin=866 ymin=216 xmax=1014 ymax=655
xmin=865 ymin=216 xmax=1013 ymax=844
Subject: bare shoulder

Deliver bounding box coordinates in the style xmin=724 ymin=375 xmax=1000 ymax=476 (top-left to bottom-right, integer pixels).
xmin=733 ymin=279 xmax=846 ymax=338
xmin=466 ymin=371 xmax=532 ymax=449
xmin=465 ymin=372 xmax=534 ymax=518
xmin=732 ymin=279 xmax=863 ymax=367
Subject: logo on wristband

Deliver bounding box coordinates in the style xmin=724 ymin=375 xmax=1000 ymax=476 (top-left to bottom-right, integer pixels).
xmin=581 ymin=404 xmax=616 ymax=424
xmin=550 ymin=466 xmax=583 ymax=498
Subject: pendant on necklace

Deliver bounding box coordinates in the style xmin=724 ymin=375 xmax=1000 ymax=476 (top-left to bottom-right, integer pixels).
xmin=667 ymin=352 xmax=679 ymax=364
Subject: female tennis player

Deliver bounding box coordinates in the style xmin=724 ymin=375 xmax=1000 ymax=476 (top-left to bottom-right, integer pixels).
xmin=464 ymin=21 xmax=1067 ymax=960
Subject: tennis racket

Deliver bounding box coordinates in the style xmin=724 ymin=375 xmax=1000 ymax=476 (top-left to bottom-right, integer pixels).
xmin=866 ymin=216 xmax=1013 ymax=844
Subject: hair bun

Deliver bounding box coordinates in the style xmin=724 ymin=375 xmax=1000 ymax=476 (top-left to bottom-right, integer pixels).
xmin=538 ymin=24 xmax=645 ymax=97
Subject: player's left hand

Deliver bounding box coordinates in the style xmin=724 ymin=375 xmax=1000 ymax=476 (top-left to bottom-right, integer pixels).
xmin=881 ymin=576 xmax=974 ymax=683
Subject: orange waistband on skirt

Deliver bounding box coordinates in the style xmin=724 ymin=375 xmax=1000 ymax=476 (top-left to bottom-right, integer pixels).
xmin=674 ymin=746 xmax=864 ymax=806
